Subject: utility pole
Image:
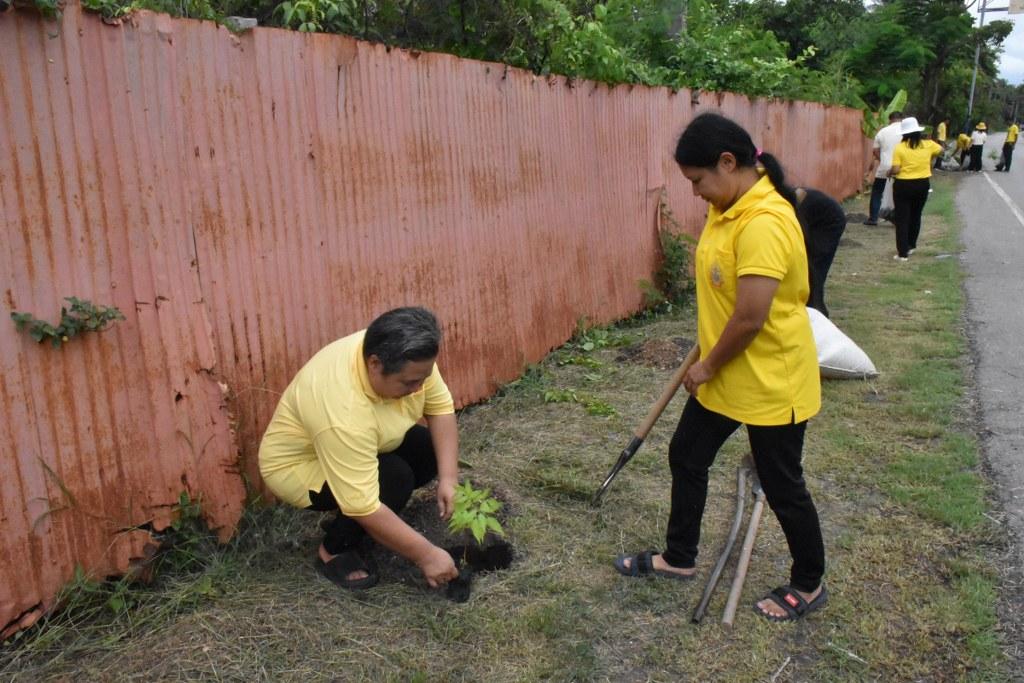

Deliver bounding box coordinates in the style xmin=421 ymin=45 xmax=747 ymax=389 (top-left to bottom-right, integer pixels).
xmin=966 ymin=0 xmax=1012 ymax=129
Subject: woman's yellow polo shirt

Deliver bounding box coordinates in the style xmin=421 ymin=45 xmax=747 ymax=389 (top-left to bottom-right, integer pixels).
xmin=694 ymin=175 xmax=821 ymax=426
xmin=892 ymin=139 xmax=943 ymax=180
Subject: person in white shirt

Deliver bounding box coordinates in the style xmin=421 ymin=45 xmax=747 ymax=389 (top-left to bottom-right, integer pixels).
xmin=968 ymin=122 xmax=987 ymax=172
xmin=865 ymin=111 xmax=904 ymax=225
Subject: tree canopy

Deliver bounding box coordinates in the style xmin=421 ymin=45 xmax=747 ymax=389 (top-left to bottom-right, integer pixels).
xmin=24 ymin=0 xmax=1018 ymax=128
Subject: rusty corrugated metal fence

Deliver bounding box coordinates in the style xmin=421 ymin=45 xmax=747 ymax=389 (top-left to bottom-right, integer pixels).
xmin=0 ymin=2 xmax=869 ymax=634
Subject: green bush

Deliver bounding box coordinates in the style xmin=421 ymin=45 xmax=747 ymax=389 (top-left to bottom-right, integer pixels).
xmin=652 ymin=197 xmax=694 ymax=309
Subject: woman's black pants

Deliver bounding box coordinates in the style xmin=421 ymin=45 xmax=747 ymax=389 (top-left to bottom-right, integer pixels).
xmin=662 ymin=396 xmax=825 ymax=593
xmin=969 ymin=144 xmax=984 ymax=171
xmin=807 ymin=218 xmax=846 ymax=318
xmin=307 ymin=425 xmax=437 ymax=555
xmin=893 ymin=177 xmax=930 ymax=258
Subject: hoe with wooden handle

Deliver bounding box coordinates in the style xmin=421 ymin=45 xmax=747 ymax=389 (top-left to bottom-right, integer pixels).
xmin=591 ymin=344 xmax=700 ymax=506
xmin=691 ymin=466 xmax=749 ymax=624
xmin=722 ymin=467 xmax=766 ymax=626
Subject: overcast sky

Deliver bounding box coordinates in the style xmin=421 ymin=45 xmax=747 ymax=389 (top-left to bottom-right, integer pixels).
xmin=972 ymin=4 xmax=1023 ymax=84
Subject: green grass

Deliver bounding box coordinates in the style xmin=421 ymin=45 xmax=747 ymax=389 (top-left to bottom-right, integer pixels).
xmin=0 ymin=175 xmax=1013 ymax=681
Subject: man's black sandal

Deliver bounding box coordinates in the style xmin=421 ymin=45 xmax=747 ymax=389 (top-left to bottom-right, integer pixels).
xmin=315 ymin=550 xmax=379 ymax=590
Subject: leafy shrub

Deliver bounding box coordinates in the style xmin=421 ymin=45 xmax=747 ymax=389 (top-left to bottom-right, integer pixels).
xmin=273 ymin=0 xmax=355 ymax=33
xmin=652 ymin=198 xmax=694 ymax=309
xmin=80 ymin=0 xmax=221 ymax=21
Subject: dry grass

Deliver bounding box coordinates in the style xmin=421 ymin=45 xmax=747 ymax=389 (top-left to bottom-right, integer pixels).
xmin=1 ymin=175 xmax=1016 ymax=681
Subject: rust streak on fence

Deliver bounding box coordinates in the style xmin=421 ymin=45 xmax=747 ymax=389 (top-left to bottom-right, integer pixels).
xmin=0 ymin=2 xmax=868 ymax=634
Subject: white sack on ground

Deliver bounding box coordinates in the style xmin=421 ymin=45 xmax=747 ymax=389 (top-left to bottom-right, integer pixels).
xmin=807 ymin=307 xmax=879 ymax=379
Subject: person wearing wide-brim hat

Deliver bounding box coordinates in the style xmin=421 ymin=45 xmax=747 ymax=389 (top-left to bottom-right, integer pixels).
xmin=887 ymin=116 xmax=943 ymax=260
xmin=968 ymin=122 xmax=988 ymax=171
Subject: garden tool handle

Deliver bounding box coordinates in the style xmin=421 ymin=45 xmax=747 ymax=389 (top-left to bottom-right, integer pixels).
xmin=591 ymin=344 xmax=699 ymax=507
xmin=635 ymin=344 xmax=700 ymax=438
xmin=692 ymin=466 xmax=748 ymax=624
xmin=722 ymin=484 xmax=766 ymax=627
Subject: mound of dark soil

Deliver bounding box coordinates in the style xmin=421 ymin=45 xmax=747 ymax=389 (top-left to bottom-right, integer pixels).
xmin=616 ymin=336 xmax=693 ymax=370
xmin=362 ymin=483 xmax=515 ymax=596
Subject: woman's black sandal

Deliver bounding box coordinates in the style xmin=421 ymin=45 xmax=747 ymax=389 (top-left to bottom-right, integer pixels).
xmin=613 ymin=550 xmax=696 ymax=581
xmin=754 ymin=585 xmax=828 ymax=622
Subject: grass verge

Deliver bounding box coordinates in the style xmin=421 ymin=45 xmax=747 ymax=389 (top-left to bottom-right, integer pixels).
xmin=0 ymin=174 xmax=1012 ymax=681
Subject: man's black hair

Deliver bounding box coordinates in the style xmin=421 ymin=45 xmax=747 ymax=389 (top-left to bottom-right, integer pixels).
xmin=363 ymin=307 xmax=441 ymax=374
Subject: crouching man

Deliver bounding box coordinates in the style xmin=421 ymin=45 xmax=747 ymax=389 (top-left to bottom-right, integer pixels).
xmin=259 ymin=306 xmax=459 ymax=590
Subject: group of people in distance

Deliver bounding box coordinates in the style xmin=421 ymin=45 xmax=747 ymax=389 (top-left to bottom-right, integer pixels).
xmin=867 ymin=112 xmax=1018 ymax=262
xmin=257 ymin=110 xmax=942 ymax=626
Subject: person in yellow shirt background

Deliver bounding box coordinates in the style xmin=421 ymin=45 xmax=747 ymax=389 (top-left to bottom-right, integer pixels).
xmin=612 ymin=112 xmax=827 ymax=623
xmin=933 ymin=118 xmax=948 ymax=170
xmin=956 ymin=131 xmax=972 ymax=168
xmin=888 ymin=116 xmax=943 ymax=261
xmin=995 ymin=120 xmax=1018 ymax=172
xmin=259 ymin=306 xmax=460 ymax=591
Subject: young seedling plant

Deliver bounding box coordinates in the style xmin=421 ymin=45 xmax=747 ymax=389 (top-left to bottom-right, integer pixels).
xmin=444 ymin=480 xmax=506 ymax=602
xmin=447 ymin=480 xmax=504 ymax=552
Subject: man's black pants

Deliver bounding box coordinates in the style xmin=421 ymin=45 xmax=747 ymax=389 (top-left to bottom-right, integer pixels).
xmin=307 ymin=425 xmax=437 ymax=555
xmin=661 ymin=397 xmax=825 ymax=593
xmin=999 ymin=143 xmax=1014 ymax=171
xmin=867 ymin=177 xmax=887 ymax=222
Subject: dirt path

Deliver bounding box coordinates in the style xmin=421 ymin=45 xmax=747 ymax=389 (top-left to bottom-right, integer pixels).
xmin=957 ymin=132 xmax=1024 ymax=673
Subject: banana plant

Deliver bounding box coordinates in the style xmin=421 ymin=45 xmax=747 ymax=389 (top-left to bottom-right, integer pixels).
xmin=862 ymin=89 xmax=908 ymax=138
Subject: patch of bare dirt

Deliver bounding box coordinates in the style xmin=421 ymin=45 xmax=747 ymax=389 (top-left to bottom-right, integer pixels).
xmin=616 ymin=336 xmax=693 ymax=370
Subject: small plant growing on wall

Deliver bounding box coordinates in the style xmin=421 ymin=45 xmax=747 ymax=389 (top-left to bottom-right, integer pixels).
xmin=11 ymin=297 xmax=125 ymax=347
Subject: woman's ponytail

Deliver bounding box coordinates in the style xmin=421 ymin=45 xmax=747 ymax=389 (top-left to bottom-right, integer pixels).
xmin=757 ymin=152 xmax=798 ymax=210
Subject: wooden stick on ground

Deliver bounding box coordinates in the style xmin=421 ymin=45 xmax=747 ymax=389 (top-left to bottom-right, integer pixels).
xmin=691 ymin=466 xmax=748 ymax=624
xmin=722 ymin=474 xmax=765 ymax=626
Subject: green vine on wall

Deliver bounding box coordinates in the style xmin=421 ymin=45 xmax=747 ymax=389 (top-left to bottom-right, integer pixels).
xmin=11 ymin=297 xmax=125 ymax=348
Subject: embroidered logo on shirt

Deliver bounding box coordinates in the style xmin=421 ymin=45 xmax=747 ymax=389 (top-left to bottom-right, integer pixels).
xmin=710 ymin=262 xmax=723 ymax=288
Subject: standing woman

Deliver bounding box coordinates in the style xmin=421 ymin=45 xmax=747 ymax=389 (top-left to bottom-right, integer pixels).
xmin=613 ymin=113 xmax=827 ymax=622
xmin=888 ymin=117 xmax=943 ymax=261
xmin=968 ymin=122 xmax=987 ymax=172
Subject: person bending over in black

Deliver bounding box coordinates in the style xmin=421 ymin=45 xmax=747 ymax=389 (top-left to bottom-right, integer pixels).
xmin=795 ymin=187 xmax=846 ymax=318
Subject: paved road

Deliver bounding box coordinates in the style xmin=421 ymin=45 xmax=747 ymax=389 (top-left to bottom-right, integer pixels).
xmin=957 ymin=130 xmax=1024 ymax=667
xmin=959 ymin=132 xmax=1023 ymax=550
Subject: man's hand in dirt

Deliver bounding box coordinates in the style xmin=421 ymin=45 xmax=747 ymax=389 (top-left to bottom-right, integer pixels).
xmin=418 ymin=545 xmax=458 ymax=588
